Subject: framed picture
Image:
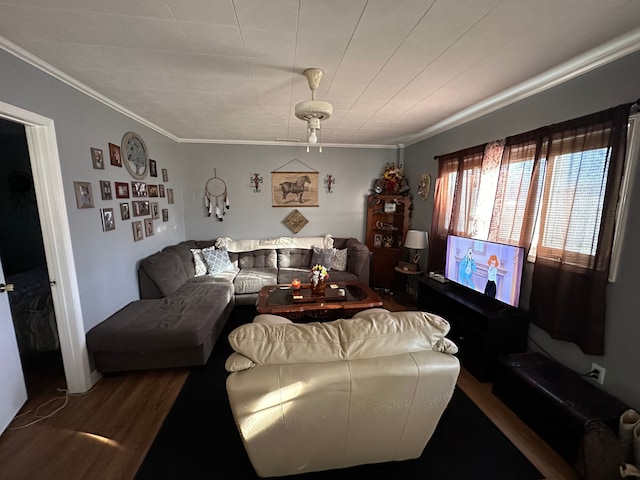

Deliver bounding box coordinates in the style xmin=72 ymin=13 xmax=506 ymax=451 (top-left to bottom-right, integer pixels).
xmin=271 ymin=172 xmax=319 ymax=207
xmin=151 ymin=201 xmax=159 ymax=219
xmin=100 ymin=208 xmax=115 ymax=232
xmin=148 ymin=184 xmax=158 ymax=197
xmin=373 ymin=233 xmax=382 ymax=248
xmin=132 ymin=221 xmax=143 ymax=242
xmin=159 ymin=184 xmax=165 ymax=197
xmin=149 ymin=159 xmax=157 ymax=177
xmin=109 ymin=143 xmax=122 ymax=167
xmin=144 ymin=218 xmax=154 ymax=237
xmin=120 ymin=202 xmax=130 ymax=220
xmin=91 ymin=148 xmax=104 ymax=169
xmin=162 ymin=208 xmax=168 ymax=222
xmin=167 ymin=188 xmax=174 ymax=204
xmin=74 ymin=181 xmax=94 ymax=209
xmin=132 ymin=200 xmax=150 ymax=217
xmin=131 ymin=181 xmax=147 ymax=197
xmin=162 ymin=168 xmax=168 ymax=182
xmin=115 ymin=182 xmax=129 ymax=198
xmin=99 ymin=180 xmax=112 ymax=200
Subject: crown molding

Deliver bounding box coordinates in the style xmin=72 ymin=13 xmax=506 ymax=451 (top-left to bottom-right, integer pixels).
xmin=403 ymin=26 xmax=640 ymax=147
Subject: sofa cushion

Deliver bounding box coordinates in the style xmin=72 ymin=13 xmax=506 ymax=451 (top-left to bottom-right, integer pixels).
xmin=233 ymin=268 xmax=278 ymax=294
xmin=238 ymin=249 xmax=277 ymax=269
xmin=277 ymin=248 xmax=312 ymax=268
xmin=163 ymin=241 xmax=197 ymax=278
xmin=87 ymin=283 xmax=234 ymax=353
xmin=311 ymin=247 xmax=336 ymax=270
xmin=227 ymin=309 xmax=457 ymax=366
xmin=331 ymin=248 xmax=348 ymax=271
xmin=202 ymin=247 xmax=234 ymax=274
xmin=190 ymin=248 xmax=208 ymax=276
xmin=140 ymin=250 xmax=189 ymax=297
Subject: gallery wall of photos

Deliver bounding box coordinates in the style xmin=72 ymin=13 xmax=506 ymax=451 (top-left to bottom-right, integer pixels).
xmin=73 ymin=133 xmax=173 ymax=242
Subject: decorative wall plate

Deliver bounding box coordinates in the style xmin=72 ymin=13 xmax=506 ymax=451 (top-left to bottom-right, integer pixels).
xmin=283 ymin=209 xmax=308 ymax=234
xmin=121 ymin=131 xmax=149 ymax=180
xmin=417 ymin=173 xmax=431 ymax=200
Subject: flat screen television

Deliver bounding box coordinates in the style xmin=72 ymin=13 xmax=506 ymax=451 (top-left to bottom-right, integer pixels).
xmin=444 ymin=234 xmax=525 ymax=308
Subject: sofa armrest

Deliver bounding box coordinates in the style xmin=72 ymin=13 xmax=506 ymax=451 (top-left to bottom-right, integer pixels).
xmin=341 ymin=238 xmax=371 ymax=285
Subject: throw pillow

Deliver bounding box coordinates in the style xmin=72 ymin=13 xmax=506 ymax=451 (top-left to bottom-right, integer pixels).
xmin=190 ymin=248 xmax=207 ymax=277
xmin=311 ymin=247 xmax=336 ymax=270
xmin=331 ymin=248 xmax=348 ymax=271
xmin=201 ymin=247 xmax=234 ymax=275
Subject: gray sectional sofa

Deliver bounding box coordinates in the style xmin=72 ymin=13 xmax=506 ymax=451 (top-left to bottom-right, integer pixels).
xmin=86 ymin=236 xmax=371 ymax=373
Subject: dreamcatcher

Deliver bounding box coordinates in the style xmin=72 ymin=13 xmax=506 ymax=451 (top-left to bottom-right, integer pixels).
xmin=204 ymin=169 xmax=230 ymax=221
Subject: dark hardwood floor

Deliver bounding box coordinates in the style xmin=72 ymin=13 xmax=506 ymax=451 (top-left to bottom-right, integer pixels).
xmin=0 ymin=298 xmax=579 ymax=480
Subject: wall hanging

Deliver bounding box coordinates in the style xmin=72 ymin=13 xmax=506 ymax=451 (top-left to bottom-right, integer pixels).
xmin=121 ymin=131 xmax=149 ymax=179
xmin=324 ymin=174 xmax=335 ymax=193
xmin=283 ymin=209 xmax=309 ymax=234
xmin=250 ymin=173 xmax=263 ymax=193
xmin=417 ymin=173 xmax=431 ymax=200
xmin=271 ymin=159 xmax=318 ymax=207
xmin=204 ymin=169 xmax=229 ymax=221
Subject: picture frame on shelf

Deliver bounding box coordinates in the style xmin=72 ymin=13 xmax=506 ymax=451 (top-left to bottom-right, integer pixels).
xmin=91 ymin=148 xmax=104 ymax=169
xmin=100 ymin=207 xmax=115 ymax=232
xmin=132 ymin=221 xmax=143 ymax=242
xmin=115 ymin=181 xmax=129 ymax=198
xmin=73 ymin=181 xmax=94 ymax=209
xmin=373 ymin=233 xmax=382 ymax=248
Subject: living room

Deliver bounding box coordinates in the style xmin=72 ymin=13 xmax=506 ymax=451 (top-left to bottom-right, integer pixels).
xmin=1 ymin=2 xmax=640 ymax=478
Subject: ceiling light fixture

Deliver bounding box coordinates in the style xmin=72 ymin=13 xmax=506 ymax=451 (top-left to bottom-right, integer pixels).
xmin=295 ymin=68 xmax=332 ymax=152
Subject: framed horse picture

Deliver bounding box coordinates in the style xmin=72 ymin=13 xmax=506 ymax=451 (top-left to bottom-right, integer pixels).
xmin=271 ymin=171 xmax=319 ymax=207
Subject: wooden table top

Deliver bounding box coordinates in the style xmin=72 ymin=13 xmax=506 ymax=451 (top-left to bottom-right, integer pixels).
xmin=255 ymin=281 xmax=383 ymax=320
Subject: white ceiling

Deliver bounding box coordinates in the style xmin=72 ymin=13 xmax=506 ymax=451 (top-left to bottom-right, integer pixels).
xmin=1 ymin=0 xmax=640 ymax=148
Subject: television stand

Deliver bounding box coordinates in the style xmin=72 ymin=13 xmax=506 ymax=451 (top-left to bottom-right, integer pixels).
xmin=416 ymin=277 xmax=529 ymax=381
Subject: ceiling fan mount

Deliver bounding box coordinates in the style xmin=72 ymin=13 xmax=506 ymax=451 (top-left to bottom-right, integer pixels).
xmin=295 ymin=68 xmax=333 ymax=147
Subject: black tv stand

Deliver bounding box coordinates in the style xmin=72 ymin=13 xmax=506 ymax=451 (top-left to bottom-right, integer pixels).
xmin=417 ymin=277 xmax=529 ymax=381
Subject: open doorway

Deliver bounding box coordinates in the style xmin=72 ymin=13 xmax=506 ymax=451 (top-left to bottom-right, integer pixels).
xmin=0 ymin=118 xmax=64 ymax=394
xmin=0 ymin=101 xmax=94 ymax=396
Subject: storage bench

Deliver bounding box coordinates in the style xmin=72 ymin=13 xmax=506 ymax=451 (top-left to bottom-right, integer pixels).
xmin=491 ymin=352 xmax=629 ymax=464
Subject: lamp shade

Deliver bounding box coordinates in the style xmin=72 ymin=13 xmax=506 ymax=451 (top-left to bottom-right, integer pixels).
xmin=404 ymin=230 xmax=428 ymax=250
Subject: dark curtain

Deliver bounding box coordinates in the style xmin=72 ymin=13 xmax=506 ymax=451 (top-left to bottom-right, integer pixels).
xmin=529 ymin=104 xmax=631 ymax=354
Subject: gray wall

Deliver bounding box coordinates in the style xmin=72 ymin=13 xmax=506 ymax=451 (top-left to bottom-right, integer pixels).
xmin=0 ymin=50 xmax=392 ymax=335
xmin=405 ymin=50 xmax=640 ymax=409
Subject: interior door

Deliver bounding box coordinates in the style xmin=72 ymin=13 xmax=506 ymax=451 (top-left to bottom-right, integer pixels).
xmin=0 ymin=258 xmax=27 ymax=435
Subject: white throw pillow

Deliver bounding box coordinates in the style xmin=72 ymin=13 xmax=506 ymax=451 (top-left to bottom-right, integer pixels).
xmin=190 ymin=248 xmax=207 ymax=277
xmin=331 ymin=248 xmax=348 ymax=271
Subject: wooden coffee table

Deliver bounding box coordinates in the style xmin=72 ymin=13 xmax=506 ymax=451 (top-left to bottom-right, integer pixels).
xmin=256 ymin=281 xmax=383 ymax=320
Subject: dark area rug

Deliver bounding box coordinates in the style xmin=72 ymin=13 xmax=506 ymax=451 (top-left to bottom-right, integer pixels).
xmin=136 ymin=306 xmax=542 ymax=480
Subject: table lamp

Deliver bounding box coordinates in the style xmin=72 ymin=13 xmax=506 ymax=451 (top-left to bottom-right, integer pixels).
xmin=404 ymin=230 xmax=428 ymax=265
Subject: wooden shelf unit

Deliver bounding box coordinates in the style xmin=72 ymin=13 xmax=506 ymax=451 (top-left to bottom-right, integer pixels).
xmin=365 ymin=194 xmax=411 ymax=289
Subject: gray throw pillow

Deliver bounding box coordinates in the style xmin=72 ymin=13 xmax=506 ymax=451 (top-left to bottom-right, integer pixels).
xmin=311 ymin=247 xmax=336 ymax=270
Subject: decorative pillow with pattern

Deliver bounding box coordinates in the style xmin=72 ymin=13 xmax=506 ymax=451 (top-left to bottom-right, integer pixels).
xmin=331 ymin=248 xmax=348 ymax=271
xmin=202 ymin=247 xmax=234 ymax=275
xmin=190 ymin=248 xmax=208 ymax=277
xmin=311 ymin=247 xmax=336 ymax=270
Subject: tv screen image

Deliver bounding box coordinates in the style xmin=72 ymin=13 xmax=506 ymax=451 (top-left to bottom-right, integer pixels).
xmin=444 ymin=235 xmax=525 ymax=308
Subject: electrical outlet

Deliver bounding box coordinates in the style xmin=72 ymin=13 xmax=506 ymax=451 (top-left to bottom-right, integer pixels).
xmin=591 ymin=362 xmax=606 ymax=384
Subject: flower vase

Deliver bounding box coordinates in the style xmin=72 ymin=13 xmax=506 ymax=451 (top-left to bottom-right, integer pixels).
xmin=311 ymin=274 xmax=326 ymax=296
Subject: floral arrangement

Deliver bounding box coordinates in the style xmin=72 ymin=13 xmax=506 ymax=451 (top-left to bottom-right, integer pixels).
xmin=311 ymin=264 xmax=329 ymax=279
xmin=377 ymin=162 xmax=408 ymax=194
